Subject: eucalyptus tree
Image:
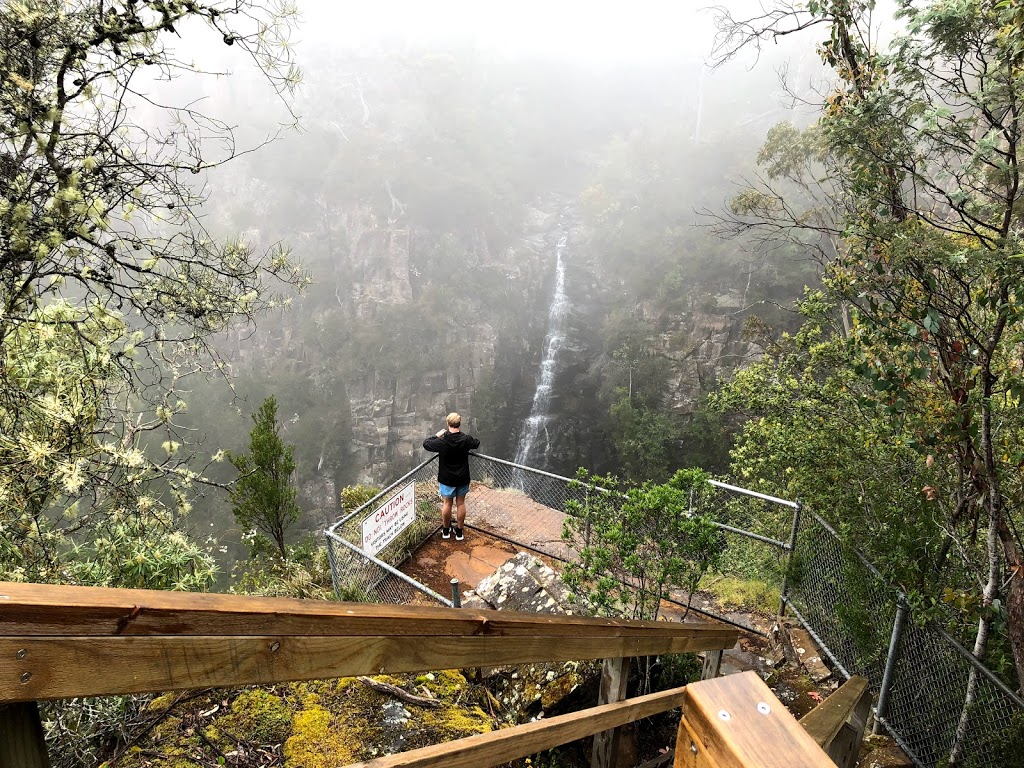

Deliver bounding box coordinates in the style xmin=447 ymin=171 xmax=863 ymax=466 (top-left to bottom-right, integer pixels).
xmin=0 ymin=0 xmax=306 ymax=586
xmin=712 ymin=0 xmax=1024 ymax=707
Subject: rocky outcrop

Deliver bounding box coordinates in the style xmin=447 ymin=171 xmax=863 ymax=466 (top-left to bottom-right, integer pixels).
xmin=250 ymin=195 xmax=756 ymax=509
xmin=460 ymin=552 xmax=598 ymax=724
xmin=342 ymin=206 xmax=558 ymax=483
xmin=461 ymin=552 xmax=581 ymax=614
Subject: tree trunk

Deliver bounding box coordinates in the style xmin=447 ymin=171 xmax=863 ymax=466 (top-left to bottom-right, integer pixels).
xmin=948 ymin=506 xmax=1000 ymax=766
xmin=980 ymin=364 xmax=1024 ymax=691
xmin=997 ymin=517 xmax=1024 ymax=692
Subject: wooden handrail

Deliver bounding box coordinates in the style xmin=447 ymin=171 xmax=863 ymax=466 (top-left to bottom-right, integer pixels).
xmin=344 ymin=685 xmax=690 ymax=768
xmin=0 ymin=582 xmax=737 ymax=639
xmin=799 ymin=676 xmax=871 ymax=768
xmin=0 ymin=582 xmax=738 ymax=703
xmin=1 ymin=583 xmax=872 ymax=768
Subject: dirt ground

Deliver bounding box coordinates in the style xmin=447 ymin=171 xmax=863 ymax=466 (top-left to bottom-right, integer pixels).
xmin=400 ymin=523 xmax=564 ymax=598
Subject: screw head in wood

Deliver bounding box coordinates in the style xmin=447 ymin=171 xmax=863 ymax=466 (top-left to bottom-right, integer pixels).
xmin=20 ymin=671 xmax=31 ymax=684
xmin=718 ymin=709 xmax=731 ymax=721
xmin=16 ymin=648 xmax=26 ymax=660
xmin=690 ymin=742 xmax=698 ymax=755
xmin=757 ymin=702 xmax=771 ymax=715
xmin=270 ymin=641 xmax=281 ymax=653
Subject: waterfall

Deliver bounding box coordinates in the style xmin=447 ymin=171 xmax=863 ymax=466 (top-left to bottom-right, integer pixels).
xmin=514 ymin=232 xmax=570 ymax=469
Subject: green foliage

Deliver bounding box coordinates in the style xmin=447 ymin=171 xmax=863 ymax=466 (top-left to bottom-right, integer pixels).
xmin=677 ymin=401 xmax=732 ymax=475
xmin=711 ymin=295 xmax=945 ymax=588
xmin=0 ymin=0 xmax=304 ymax=590
xmin=606 ymin=397 xmax=680 ymax=482
xmin=561 ymin=468 xmax=724 ymax=620
xmin=65 ymin=508 xmax=218 ymax=592
xmin=591 ymin=311 xmax=686 ymax=482
xmin=228 ymin=396 xmax=301 ymax=560
xmin=339 ymin=484 xmax=381 ymax=514
xmin=714 ymin=0 xmax=1024 ymax=695
xmin=652 ymin=652 xmax=703 ymax=690
xmin=44 ymin=694 xmax=153 ymax=768
xmin=232 ymin=538 xmax=334 ymax=600
xmin=702 ymin=576 xmax=780 ymax=615
xmin=524 ymin=748 xmax=572 ymax=768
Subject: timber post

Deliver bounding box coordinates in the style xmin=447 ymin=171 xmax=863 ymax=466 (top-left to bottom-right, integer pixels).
xmin=591 ymin=656 xmax=631 ymax=768
xmin=701 ymin=649 xmax=723 ymax=680
xmin=0 ymin=701 xmax=50 ymax=768
xmin=674 ymin=671 xmax=835 ymax=768
xmin=800 ymin=676 xmax=871 ymax=768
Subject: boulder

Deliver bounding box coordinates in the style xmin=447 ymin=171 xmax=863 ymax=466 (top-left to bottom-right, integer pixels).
xmin=461 ymin=551 xmax=580 ymax=614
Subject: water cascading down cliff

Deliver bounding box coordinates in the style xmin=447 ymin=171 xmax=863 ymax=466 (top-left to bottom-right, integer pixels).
xmin=514 ymin=231 xmax=570 ymax=473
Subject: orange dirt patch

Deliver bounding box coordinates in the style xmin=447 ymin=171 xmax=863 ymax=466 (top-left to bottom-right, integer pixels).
xmin=400 ymin=523 xmax=568 ymax=599
xmin=400 ymin=526 xmax=519 ymax=597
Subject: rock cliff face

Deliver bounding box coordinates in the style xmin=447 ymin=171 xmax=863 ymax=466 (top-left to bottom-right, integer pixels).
xmin=253 ymin=198 xmax=754 ymax=515
xmin=515 ymin=223 xmax=758 ymax=477
xmin=337 ymin=203 xmax=562 ymax=485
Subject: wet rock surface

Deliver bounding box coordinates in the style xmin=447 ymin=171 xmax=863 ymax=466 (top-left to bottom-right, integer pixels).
xmin=377 ymin=701 xmax=412 ymax=753
xmin=461 ymin=551 xmax=581 ymax=613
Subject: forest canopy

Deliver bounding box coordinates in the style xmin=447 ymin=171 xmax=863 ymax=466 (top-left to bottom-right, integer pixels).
xmin=711 ymin=0 xmax=1024 ymax=701
xmin=0 ymin=0 xmax=305 ymax=586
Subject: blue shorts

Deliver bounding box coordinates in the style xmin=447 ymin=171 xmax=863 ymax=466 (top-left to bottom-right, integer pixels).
xmin=439 ymin=483 xmax=470 ymax=499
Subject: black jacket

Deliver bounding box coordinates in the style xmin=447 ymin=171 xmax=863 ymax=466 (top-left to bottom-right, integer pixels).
xmin=423 ymin=430 xmax=480 ymax=487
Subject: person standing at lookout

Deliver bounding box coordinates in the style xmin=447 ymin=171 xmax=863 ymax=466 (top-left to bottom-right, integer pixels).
xmin=422 ymin=412 xmax=480 ymax=541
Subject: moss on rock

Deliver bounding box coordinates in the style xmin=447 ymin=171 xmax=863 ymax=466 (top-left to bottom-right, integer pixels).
xmin=420 ymin=669 xmax=469 ymax=701
xmin=220 ymin=688 xmax=292 ymax=745
xmin=111 ymin=670 xmax=510 ymax=766
xmin=419 ymin=703 xmax=494 ymax=741
xmin=146 ymin=693 xmax=178 ymax=713
xmin=284 ymin=705 xmax=360 ymax=768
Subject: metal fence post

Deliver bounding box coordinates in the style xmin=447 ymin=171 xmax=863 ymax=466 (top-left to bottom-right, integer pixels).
xmin=872 ymin=592 xmax=910 ymax=735
xmin=451 ymin=578 xmax=462 ymax=608
xmin=325 ymin=534 xmax=341 ymax=601
xmin=777 ymin=500 xmax=802 ymax=619
xmin=583 ymin=487 xmax=592 ymax=549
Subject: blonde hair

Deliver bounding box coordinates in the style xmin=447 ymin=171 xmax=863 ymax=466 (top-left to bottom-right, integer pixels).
xmin=446 ymin=412 xmax=461 ymax=428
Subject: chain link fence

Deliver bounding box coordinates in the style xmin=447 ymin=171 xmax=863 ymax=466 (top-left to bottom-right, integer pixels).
xmin=464 ymin=455 xmax=795 ymax=634
xmin=324 ymin=454 xmax=797 ymax=632
xmin=325 ymin=456 xmax=453 ymax=606
xmin=323 ymin=453 xmax=1024 ymax=766
xmin=703 ymin=479 xmax=796 ymax=615
xmin=785 ymin=511 xmax=1024 ymax=768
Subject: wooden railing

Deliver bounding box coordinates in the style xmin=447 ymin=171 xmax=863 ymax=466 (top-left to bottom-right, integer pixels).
xmin=0 ymin=582 xmax=869 ymax=768
xmin=0 ymin=582 xmax=736 ymax=766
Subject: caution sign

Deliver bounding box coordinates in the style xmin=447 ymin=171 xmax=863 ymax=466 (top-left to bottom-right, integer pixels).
xmin=362 ymin=481 xmax=416 ymax=557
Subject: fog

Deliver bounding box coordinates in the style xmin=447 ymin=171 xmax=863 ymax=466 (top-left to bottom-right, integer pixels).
xmin=153 ymin=0 xmax=838 ymax=552
xmin=312 ymin=0 xmax=721 ymax=63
